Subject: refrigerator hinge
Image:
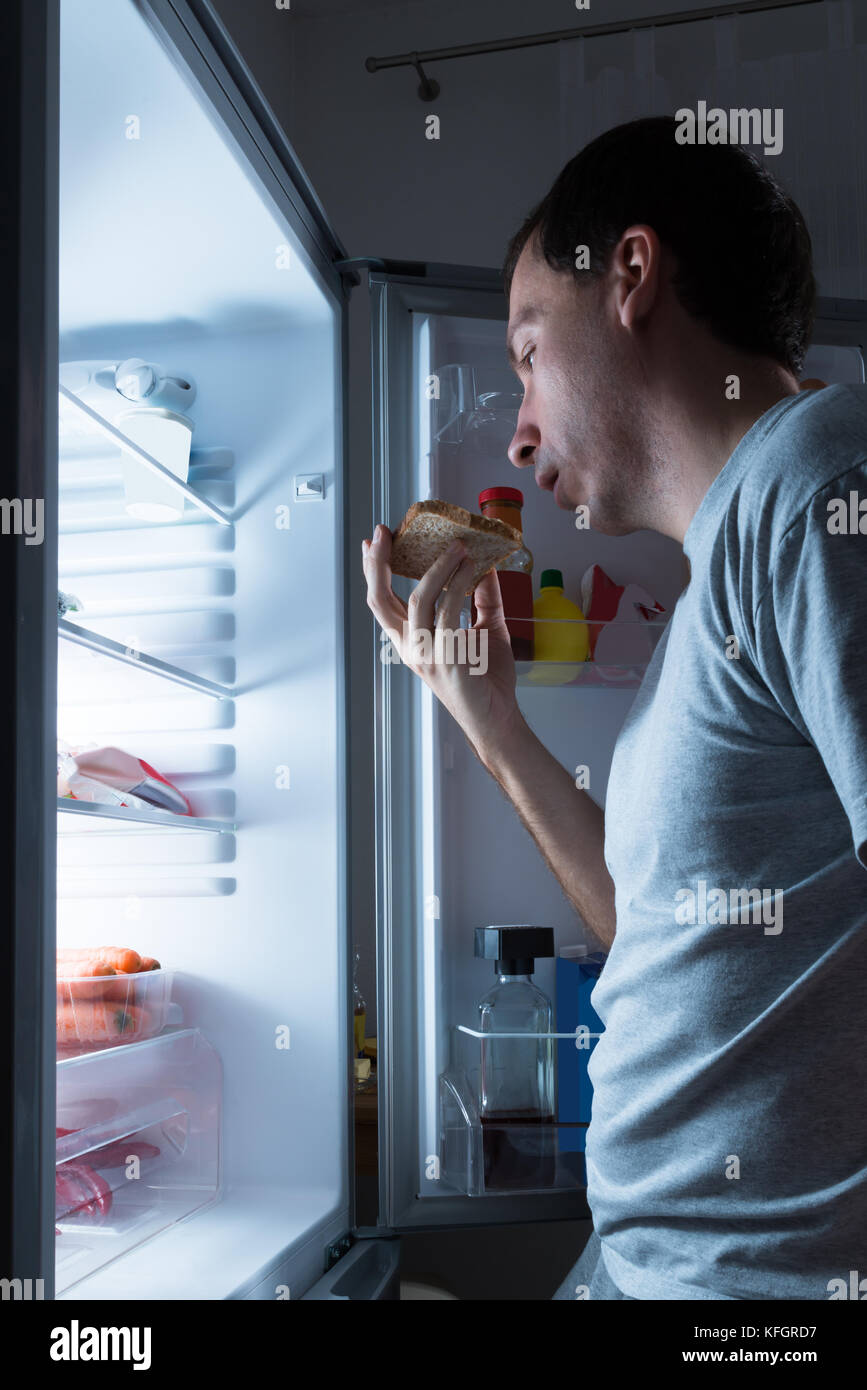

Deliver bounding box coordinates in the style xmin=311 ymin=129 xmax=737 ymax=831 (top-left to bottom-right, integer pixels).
xmin=325 ymin=1232 xmax=353 ymax=1269
xmin=333 ymin=255 xmax=431 ymax=291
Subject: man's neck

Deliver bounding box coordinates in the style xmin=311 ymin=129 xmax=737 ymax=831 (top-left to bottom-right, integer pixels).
xmin=658 ymin=360 xmax=801 ymax=544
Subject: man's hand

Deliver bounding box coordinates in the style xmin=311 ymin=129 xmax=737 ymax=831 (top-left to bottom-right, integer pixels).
xmin=362 ymin=521 xmax=616 ymax=948
xmin=362 ymin=523 xmax=527 ymax=758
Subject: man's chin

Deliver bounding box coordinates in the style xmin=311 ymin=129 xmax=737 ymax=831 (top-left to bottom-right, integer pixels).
xmin=561 ymin=491 xmax=637 ymax=536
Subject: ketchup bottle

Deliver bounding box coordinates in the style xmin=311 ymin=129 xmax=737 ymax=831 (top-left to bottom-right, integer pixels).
xmin=476 ymin=486 xmax=534 ymax=661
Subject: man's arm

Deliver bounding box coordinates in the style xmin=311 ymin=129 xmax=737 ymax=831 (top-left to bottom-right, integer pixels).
xmin=472 ymin=713 xmax=617 ymax=950
xmin=363 ymin=523 xmax=617 ymax=948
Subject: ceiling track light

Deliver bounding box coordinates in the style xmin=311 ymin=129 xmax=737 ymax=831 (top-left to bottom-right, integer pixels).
xmin=364 ymin=0 xmax=821 ymax=102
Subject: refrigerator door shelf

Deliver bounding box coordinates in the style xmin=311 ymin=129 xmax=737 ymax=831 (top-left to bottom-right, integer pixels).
xmin=517 ymin=661 xmax=651 ymax=690
xmin=438 ymin=1024 xmax=598 ymax=1199
xmin=429 ymin=362 xmax=522 ymax=449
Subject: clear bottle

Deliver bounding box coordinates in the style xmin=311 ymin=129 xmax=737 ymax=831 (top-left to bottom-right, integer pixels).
xmin=474 ymin=925 xmax=556 ymax=1191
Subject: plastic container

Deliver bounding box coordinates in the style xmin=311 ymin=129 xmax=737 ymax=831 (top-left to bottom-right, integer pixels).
xmin=527 ymin=570 xmax=589 ymax=686
xmin=55 ymin=1027 xmax=221 ymax=1295
xmin=555 ymin=947 xmax=607 ymax=1164
xmin=117 ymin=406 xmax=193 ymax=523
xmin=56 ymin=969 xmax=174 ymax=1058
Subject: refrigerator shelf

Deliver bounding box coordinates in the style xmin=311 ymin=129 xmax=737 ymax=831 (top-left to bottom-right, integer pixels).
xmin=515 ymin=660 xmax=650 ymax=689
xmin=55 ymin=1096 xmax=189 ymax=1166
xmin=59 ymin=385 xmax=232 ymax=526
xmin=57 ymin=797 xmax=234 ymax=833
xmin=438 ymin=1024 xmax=601 ymax=1198
xmin=59 ymin=617 xmax=234 ymax=699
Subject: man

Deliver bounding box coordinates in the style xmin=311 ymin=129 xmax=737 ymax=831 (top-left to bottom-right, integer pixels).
xmin=362 ymin=116 xmax=867 ymax=1300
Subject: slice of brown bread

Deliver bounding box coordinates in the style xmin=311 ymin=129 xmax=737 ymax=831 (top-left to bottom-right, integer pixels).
xmin=389 ymin=500 xmax=522 ymax=595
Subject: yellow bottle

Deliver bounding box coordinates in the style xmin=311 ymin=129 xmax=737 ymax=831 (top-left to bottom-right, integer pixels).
xmin=530 ymin=569 xmax=589 ymax=685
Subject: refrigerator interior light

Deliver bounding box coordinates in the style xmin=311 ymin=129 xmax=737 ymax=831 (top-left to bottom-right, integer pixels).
xmin=117 ymin=406 xmax=194 ymax=522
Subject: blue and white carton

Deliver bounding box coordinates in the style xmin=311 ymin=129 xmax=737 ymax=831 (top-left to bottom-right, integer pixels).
xmin=556 ymin=944 xmax=607 ymax=1157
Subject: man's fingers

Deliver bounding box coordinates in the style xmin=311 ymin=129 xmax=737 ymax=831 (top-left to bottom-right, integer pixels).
xmin=470 ymin=568 xmax=506 ymax=625
xmin=435 ymin=555 xmax=475 ymax=632
xmin=406 ymin=539 xmax=469 ymax=633
xmin=363 ymin=525 xmax=408 ymax=638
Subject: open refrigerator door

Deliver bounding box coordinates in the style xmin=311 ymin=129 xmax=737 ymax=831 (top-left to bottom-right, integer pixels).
xmin=369 ymin=266 xmax=867 ymax=1235
xmin=7 ymin=0 xmax=361 ymax=1300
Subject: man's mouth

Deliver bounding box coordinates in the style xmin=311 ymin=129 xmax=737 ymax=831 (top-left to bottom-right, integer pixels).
xmin=536 ymin=469 xmax=558 ymax=493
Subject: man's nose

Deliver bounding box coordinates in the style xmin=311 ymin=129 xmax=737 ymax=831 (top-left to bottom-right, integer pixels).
xmin=505 ymin=419 xmax=539 ymax=469
xmin=507 ymin=408 xmax=540 ymax=469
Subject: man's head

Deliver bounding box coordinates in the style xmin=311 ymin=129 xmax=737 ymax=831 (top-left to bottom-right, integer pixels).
xmin=503 ymin=116 xmax=815 ymax=535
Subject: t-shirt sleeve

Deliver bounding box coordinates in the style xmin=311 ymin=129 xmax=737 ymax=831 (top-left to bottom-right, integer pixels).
xmin=753 ymin=462 xmax=867 ymax=870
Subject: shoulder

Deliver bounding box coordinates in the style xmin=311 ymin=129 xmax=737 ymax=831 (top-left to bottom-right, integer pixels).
xmin=769 ymin=384 xmax=867 ymax=471
xmin=736 ymin=385 xmax=867 ymax=551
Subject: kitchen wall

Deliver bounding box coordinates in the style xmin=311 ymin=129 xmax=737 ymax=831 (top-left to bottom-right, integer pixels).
xmin=211 ymin=0 xmax=867 ymax=281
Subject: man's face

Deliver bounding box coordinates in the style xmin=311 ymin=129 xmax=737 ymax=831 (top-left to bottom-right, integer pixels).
xmin=506 ymin=235 xmax=654 ymax=535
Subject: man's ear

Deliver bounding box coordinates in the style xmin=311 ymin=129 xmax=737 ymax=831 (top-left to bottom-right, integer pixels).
xmin=612 ymin=224 xmax=661 ymax=329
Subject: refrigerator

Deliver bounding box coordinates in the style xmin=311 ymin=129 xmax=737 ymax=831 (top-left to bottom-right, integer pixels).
xmin=2 ymin=0 xmax=866 ymax=1302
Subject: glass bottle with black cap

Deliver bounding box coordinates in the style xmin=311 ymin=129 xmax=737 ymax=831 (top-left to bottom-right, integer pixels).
xmin=475 ymin=925 xmax=556 ymax=1191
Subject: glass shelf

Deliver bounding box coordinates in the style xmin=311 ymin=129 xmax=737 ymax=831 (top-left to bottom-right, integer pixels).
xmin=515 ymin=660 xmax=650 ymax=689
xmin=475 ymin=611 xmax=668 ymax=688
xmin=59 ymin=385 xmax=231 ymax=526
xmin=57 ymin=797 xmax=234 ymax=834
xmin=58 ymin=618 xmax=233 ymax=700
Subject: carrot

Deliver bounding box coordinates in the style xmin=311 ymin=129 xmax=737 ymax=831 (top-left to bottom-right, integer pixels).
xmin=56 ymin=1001 xmax=151 ymax=1045
xmin=138 ymin=956 xmax=161 ymax=972
xmin=99 ymin=975 xmax=137 ymax=1004
xmin=57 ymin=963 xmax=117 ymax=1006
xmin=98 ymin=948 xmax=142 ymax=974
xmin=57 ymin=961 xmax=116 ymax=979
xmin=57 ymin=947 xmax=142 ymax=974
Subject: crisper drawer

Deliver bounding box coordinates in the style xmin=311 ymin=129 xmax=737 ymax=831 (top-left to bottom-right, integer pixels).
xmin=55 ymin=1027 xmax=221 ymax=1295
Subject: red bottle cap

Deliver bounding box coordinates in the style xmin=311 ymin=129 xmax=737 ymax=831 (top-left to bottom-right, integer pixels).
xmin=479 ymin=486 xmax=524 ymax=508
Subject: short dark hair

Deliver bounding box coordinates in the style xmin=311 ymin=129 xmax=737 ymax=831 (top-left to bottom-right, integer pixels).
xmin=503 ymin=116 xmax=815 ymax=375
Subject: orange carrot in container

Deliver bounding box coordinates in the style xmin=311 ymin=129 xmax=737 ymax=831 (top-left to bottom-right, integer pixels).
xmin=57 ymin=963 xmax=116 ymax=1006
xmin=56 ymin=1001 xmax=150 ymax=1045
xmin=57 ymin=947 xmax=142 ymax=974
xmin=137 ymin=956 xmax=161 ymax=972
xmin=57 ymin=961 xmax=116 ymax=980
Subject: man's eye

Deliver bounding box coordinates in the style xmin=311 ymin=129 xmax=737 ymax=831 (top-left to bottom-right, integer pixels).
xmin=521 ymin=349 xmax=535 ymax=372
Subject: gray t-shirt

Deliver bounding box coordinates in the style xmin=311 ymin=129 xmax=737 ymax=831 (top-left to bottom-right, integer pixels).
xmin=587 ymin=384 xmax=867 ymax=1301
